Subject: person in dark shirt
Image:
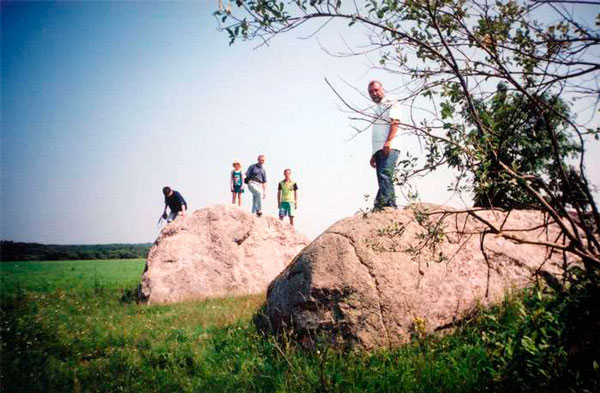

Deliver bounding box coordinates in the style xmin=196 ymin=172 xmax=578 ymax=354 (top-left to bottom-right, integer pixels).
xmin=245 ymin=155 xmax=267 ymax=217
xmin=162 ymin=186 xmax=187 ymax=222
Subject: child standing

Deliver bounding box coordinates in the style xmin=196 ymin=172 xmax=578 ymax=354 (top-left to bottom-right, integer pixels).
xmin=231 ymin=160 xmax=244 ymax=206
xmin=277 ymin=168 xmax=298 ymax=226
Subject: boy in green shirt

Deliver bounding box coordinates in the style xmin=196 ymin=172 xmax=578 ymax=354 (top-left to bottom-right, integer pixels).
xmin=277 ymin=168 xmax=298 ymax=226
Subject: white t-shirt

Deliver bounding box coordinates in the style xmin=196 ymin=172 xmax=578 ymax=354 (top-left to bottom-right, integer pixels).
xmin=371 ymin=95 xmax=402 ymax=154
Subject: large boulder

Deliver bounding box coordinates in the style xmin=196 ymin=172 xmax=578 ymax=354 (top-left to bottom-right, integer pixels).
xmin=263 ymin=204 xmax=573 ymax=350
xmin=139 ymin=204 xmax=310 ymax=304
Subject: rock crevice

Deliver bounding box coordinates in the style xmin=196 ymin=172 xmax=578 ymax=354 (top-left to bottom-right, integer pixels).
xmin=328 ymin=231 xmax=390 ymax=345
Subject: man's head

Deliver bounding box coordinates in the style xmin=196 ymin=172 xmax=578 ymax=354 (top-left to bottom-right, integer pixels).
xmin=283 ymin=168 xmax=292 ymax=180
xmin=257 ymin=155 xmax=265 ymax=165
xmin=368 ymin=80 xmax=385 ymax=103
xmin=162 ymin=186 xmax=173 ymax=197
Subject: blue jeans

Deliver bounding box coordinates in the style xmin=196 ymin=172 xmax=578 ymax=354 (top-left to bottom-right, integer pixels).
xmin=374 ymin=149 xmax=399 ymax=209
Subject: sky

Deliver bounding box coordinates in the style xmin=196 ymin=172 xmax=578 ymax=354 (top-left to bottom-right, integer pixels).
xmin=2 ymin=1 xmax=599 ymax=244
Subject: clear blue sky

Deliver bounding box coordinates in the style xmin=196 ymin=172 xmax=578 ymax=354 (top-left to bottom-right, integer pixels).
xmin=2 ymin=1 xmax=599 ymax=244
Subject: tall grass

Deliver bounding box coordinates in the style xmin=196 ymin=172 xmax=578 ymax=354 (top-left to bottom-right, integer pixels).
xmin=1 ymin=260 xmax=597 ymax=392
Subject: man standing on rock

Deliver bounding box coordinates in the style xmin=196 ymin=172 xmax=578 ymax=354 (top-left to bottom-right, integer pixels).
xmin=368 ymin=80 xmax=401 ymax=210
xmin=162 ymin=186 xmax=187 ymax=222
xmin=246 ymin=155 xmax=267 ymax=217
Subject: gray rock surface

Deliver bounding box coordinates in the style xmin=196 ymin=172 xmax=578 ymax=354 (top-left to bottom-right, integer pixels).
xmin=139 ymin=204 xmax=310 ymax=304
xmin=264 ymin=204 xmax=572 ymax=350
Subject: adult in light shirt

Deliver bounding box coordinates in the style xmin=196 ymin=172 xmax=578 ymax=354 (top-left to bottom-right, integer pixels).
xmin=246 ymin=154 xmax=267 ymax=217
xmin=368 ymin=80 xmax=401 ymax=210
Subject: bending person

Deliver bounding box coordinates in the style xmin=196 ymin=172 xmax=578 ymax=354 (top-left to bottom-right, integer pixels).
xmin=162 ymin=186 xmax=187 ymax=222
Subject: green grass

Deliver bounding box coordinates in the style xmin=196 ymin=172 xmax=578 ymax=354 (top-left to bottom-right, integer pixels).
xmin=0 ymin=259 xmax=145 ymax=293
xmin=1 ymin=260 xmax=597 ymax=392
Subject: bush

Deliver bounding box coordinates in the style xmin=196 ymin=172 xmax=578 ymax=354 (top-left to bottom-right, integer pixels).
xmin=472 ymin=277 xmax=600 ymax=392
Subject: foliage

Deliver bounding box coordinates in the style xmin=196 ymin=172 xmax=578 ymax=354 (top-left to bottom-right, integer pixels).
xmin=0 ymin=241 xmax=151 ymax=261
xmin=452 ymin=84 xmax=580 ymax=209
xmin=473 ymin=275 xmax=600 ymax=392
xmin=1 ymin=259 xmax=598 ymax=392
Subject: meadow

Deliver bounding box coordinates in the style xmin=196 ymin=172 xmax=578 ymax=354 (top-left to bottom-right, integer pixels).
xmin=1 ymin=259 xmax=596 ymax=392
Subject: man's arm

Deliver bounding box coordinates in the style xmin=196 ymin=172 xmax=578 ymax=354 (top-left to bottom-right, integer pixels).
xmin=382 ymin=119 xmax=399 ymax=157
xmin=294 ymin=190 xmax=297 ymax=208
xmin=277 ymin=188 xmax=281 ymax=207
xmin=175 ymin=193 xmax=186 ymax=216
xmin=262 ymin=169 xmax=267 ymax=196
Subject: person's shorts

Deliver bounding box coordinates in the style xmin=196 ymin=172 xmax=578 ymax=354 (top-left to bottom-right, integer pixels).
xmin=279 ymin=201 xmax=295 ymax=217
xmin=233 ymin=185 xmax=244 ymax=193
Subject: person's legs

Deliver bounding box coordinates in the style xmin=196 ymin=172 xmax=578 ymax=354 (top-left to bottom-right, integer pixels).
xmin=288 ymin=202 xmax=295 ymax=226
xmin=249 ymin=186 xmax=257 ymax=213
xmin=167 ymin=211 xmax=178 ymax=223
xmin=279 ymin=202 xmax=294 ymax=225
xmin=232 ymin=192 xmax=236 ymax=204
xmin=254 ymin=186 xmax=262 ymax=214
xmin=374 ymin=149 xmax=400 ymax=209
xmin=248 ymin=181 xmax=263 ymax=214
xmin=237 ymin=192 xmax=242 ymax=206
xmin=279 ymin=202 xmax=287 ymax=221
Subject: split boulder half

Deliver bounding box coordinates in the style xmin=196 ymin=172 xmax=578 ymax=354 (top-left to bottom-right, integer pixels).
xmin=263 ymin=204 xmax=573 ymax=350
xmin=139 ymin=204 xmax=310 ymax=304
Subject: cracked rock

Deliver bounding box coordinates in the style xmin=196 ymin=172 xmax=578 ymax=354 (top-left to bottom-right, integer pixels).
xmin=262 ymin=204 xmax=571 ymax=350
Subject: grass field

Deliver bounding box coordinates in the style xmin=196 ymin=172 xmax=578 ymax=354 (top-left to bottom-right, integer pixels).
xmin=1 ymin=259 xmax=596 ymax=392
xmin=0 ymin=259 xmax=145 ymax=293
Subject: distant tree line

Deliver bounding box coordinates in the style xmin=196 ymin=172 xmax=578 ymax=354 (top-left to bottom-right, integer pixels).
xmin=0 ymin=241 xmax=152 ymax=261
